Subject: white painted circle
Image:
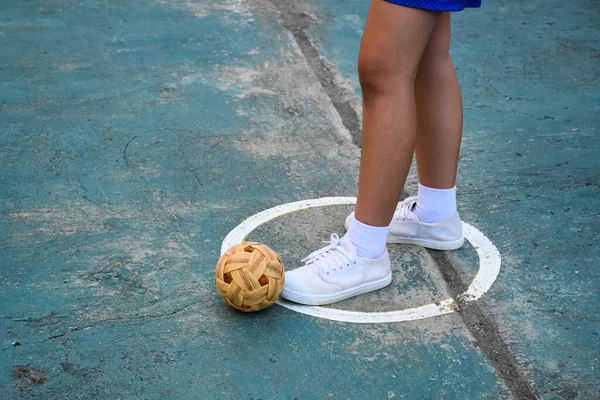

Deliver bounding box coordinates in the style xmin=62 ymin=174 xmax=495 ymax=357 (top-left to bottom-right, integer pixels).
xmin=221 ymin=197 xmax=501 ymax=323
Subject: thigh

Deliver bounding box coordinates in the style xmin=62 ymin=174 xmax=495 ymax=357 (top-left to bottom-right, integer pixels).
xmin=358 ymin=0 xmax=443 ymax=84
xmin=420 ymin=12 xmax=452 ymax=67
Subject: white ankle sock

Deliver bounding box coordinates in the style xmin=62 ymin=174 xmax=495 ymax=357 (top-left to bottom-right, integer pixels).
xmin=414 ymin=183 xmax=457 ymax=223
xmin=344 ymin=217 xmax=389 ymax=259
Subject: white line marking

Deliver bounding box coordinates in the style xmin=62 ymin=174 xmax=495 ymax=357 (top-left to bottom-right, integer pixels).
xmin=221 ymin=197 xmax=501 ymax=323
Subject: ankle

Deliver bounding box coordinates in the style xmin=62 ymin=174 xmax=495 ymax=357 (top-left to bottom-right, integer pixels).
xmin=344 ymin=217 xmax=389 ymax=259
xmin=413 ymin=183 xmax=457 ymax=223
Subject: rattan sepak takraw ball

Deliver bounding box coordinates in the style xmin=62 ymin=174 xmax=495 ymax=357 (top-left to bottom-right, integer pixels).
xmin=215 ymin=241 xmax=285 ymax=312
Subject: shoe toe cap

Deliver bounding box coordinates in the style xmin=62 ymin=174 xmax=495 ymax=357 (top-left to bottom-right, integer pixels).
xmin=283 ymin=268 xmax=315 ymax=294
xmin=284 ymin=267 xmax=343 ymax=296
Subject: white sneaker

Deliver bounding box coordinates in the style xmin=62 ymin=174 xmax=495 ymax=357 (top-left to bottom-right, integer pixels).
xmin=344 ymin=196 xmax=464 ymax=251
xmin=281 ymin=233 xmax=392 ymax=306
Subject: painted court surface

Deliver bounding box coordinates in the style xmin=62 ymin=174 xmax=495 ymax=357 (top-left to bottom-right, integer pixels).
xmin=1 ymin=0 xmax=598 ymax=398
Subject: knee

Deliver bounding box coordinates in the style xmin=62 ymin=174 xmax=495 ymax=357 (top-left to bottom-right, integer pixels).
xmin=419 ymin=33 xmax=451 ymax=72
xmin=421 ymin=47 xmax=451 ymax=70
xmin=358 ymin=49 xmax=417 ymax=100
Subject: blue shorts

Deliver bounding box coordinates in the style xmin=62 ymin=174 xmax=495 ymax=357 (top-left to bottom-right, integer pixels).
xmin=384 ymin=0 xmax=481 ymax=12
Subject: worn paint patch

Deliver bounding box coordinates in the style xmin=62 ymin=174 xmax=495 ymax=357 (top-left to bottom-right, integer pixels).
xmin=13 ymin=366 xmax=47 ymax=386
xmin=157 ymin=0 xmax=254 ymax=21
xmin=8 ymin=200 xmax=208 ymax=241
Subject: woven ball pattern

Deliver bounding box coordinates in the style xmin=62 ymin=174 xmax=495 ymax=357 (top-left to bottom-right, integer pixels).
xmin=215 ymin=242 xmax=284 ymax=312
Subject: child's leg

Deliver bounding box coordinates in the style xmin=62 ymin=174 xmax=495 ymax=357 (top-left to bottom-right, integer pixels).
xmin=414 ymin=13 xmax=462 ymax=189
xmin=281 ymin=2 xmax=448 ymax=306
xmin=412 ymin=13 xmax=462 ymax=223
xmin=353 ymin=1 xmax=442 ymax=228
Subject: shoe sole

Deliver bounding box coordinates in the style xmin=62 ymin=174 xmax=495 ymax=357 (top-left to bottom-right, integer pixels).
xmin=344 ymin=217 xmax=464 ymax=251
xmin=281 ymin=272 xmax=393 ymax=306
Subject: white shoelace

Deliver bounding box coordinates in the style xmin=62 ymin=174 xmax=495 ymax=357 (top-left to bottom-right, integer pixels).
xmin=396 ymin=196 xmax=418 ymax=221
xmin=301 ymin=233 xmax=355 ymax=274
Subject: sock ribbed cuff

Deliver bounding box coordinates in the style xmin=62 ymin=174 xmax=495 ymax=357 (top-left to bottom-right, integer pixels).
xmin=344 ymin=217 xmax=389 ymax=259
xmin=414 ymin=183 xmax=457 ymax=223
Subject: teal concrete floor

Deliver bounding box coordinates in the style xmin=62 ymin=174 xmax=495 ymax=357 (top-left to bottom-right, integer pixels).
xmin=1 ymin=0 xmax=598 ymax=398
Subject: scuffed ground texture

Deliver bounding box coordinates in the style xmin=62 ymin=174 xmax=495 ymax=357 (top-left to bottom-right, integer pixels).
xmin=0 ymin=0 xmax=598 ymax=399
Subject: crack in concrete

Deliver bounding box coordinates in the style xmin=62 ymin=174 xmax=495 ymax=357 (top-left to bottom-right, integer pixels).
xmin=4 ymin=313 xmax=68 ymax=324
xmin=45 ymin=300 xmax=203 ymax=341
xmin=267 ymin=0 xmax=362 ymax=147
xmin=122 ymin=135 xmax=137 ymax=167
xmin=428 ymin=250 xmax=539 ymax=400
xmin=548 ymin=308 xmax=600 ymax=324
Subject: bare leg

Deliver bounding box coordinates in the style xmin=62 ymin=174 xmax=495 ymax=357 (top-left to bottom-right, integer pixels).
xmin=354 ymin=1 xmax=442 ymax=227
xmin=414 ymin=13 xmax=463 ymax=189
